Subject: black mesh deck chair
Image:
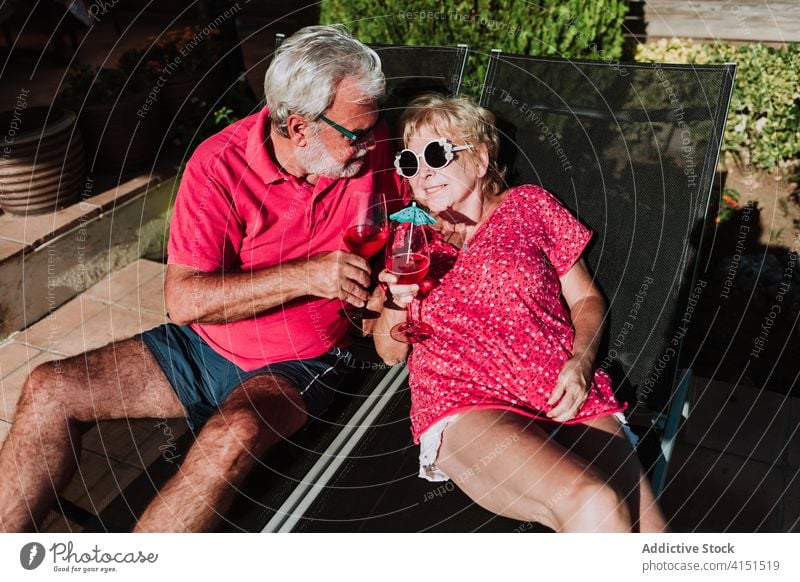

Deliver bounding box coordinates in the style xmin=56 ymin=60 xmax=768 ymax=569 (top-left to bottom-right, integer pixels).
xmin=242 ymin=52 xmax=735 ymax=533
xmin=477 ymin=52 xmax=735 ymax=495
xmin=229 ymin=43 xmax=473 ymax=533
xmin=367 ymin=43 xmax=468 ymax=122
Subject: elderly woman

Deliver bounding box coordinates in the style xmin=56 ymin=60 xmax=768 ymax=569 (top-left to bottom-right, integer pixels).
xmin=374 ymin=95 xmax=668 ymax=533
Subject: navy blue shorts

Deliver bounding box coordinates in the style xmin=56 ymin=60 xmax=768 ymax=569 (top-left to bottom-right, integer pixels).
xmin=139 ymin=323 xmax=354 ymax=430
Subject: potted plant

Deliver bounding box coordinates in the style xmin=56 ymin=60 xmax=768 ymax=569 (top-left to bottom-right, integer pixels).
xmin=59 ymin=60 xmax=162 ymax=171
xmin=0 ymin=105 xmax=86 ymax=215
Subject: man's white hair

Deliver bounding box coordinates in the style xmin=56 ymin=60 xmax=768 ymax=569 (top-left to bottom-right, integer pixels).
xmin=264 ymin=25 xmax=384 ymax=137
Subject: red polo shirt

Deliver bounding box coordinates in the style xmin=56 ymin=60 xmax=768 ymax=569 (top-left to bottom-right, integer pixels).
xmin=167 ymin=106 xmax=402 ymax=370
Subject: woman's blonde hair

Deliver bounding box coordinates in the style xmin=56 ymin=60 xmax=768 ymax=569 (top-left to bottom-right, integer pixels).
xmin=399 ymin=94 xmax=507 ymax=196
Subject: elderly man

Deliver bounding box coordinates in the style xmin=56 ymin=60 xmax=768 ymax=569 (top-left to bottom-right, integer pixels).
xmin=0 ymin=25 xmax=398 ymax=532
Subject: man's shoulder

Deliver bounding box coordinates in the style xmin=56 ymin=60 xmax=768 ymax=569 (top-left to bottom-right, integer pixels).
xmin=188 ymin=110 xmax=262 ymax=170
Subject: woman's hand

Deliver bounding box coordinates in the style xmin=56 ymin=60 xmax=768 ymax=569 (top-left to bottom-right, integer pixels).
xmin=377 ymin=269 xmax=419 ymax=308
xmin=546 ymin=356 xmax=593 ymax=422
xmin=372 ymin=270 xmax=415 ymax=365
xmin=548 ymin=258 xmax=607 ymax=422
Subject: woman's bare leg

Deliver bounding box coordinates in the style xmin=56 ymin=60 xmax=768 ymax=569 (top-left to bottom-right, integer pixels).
xmin=554 ymin=415 xmax=669 ymax=532
xmin=434 ymin=409 xmax=632 ymax=532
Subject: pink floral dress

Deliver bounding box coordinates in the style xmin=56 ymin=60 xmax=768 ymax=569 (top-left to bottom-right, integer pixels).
xmin=408 ymin=185 xmax=624 ymax=442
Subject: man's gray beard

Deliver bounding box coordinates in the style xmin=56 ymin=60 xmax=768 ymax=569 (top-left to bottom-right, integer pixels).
xmin=297 ymin=129 xmax=366 ymax=178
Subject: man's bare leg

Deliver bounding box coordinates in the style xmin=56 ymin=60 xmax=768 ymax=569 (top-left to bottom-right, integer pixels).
xmin=0 ymin=338 xmax=184 ymax=532
xmin=134 ymin=374 xmax=308 ymax=532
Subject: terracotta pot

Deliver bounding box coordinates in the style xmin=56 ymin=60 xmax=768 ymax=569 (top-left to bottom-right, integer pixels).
xmin=78 ymin=90 xmax=163 ymax=170
xmin=160 ymin=66 xmax=224 ymax=117
xmin=0 ymin=107 xmax=86 ymax=215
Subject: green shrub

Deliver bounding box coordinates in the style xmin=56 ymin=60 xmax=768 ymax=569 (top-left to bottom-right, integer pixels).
xmin=320 ymin=0 xmax=628 ymax=94
xmin=637 ymin=38 xmax=800 ymax=172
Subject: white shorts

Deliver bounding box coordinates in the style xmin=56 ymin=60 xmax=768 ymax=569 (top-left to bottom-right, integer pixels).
xmin=417 ymin=411 xmax=636 ymax=483
xmin=418 ymin=414 xmax=462 ymax=482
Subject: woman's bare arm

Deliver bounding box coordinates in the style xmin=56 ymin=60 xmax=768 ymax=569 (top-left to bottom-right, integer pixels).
xmin=546 ymin=258 xmax=607 ymax=422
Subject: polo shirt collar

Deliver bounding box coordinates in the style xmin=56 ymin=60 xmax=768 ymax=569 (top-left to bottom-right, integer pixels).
xmin=246 ymin=106 xmax=356 ymax=194
xmin=246 ymin=106 xmax=288 ymax=185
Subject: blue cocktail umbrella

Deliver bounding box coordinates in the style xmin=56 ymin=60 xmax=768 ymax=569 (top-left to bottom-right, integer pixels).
xmin=389 ymin=202 xmax=436 ymax=225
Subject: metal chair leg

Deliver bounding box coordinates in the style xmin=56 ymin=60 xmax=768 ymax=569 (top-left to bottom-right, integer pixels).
xmin=651 ymin=368 xmax=693 ymax=496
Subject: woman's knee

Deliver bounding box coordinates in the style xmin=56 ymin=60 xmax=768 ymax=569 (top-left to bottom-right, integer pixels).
xmin=555 ymin=476 xmax=631 ymax=532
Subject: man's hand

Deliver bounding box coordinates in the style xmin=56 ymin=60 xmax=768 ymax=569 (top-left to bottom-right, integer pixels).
xmin=546 ymin=357 xmax=593 ymax=422
xmin=305 ymin=251 xmax=372 ymax=307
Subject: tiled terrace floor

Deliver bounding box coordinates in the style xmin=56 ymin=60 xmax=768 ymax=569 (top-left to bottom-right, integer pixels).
xmin=661 ymin=379 xmax=800 ymax=532
xmin=0 ymin=259 xmax=798 ymax=532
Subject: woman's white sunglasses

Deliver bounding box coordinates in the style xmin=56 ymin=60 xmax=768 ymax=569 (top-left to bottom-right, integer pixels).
xmin=394 ymin=138 xmax=473 ymax=178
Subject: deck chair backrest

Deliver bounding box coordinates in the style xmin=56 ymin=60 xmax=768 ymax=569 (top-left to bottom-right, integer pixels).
xmin=368 ymin=44 xmax=468 ymax=119
xmin=271 ymin=37 xmax=468 ymax=130
xmin=479 ymin=52 xmax=735 ymax=402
